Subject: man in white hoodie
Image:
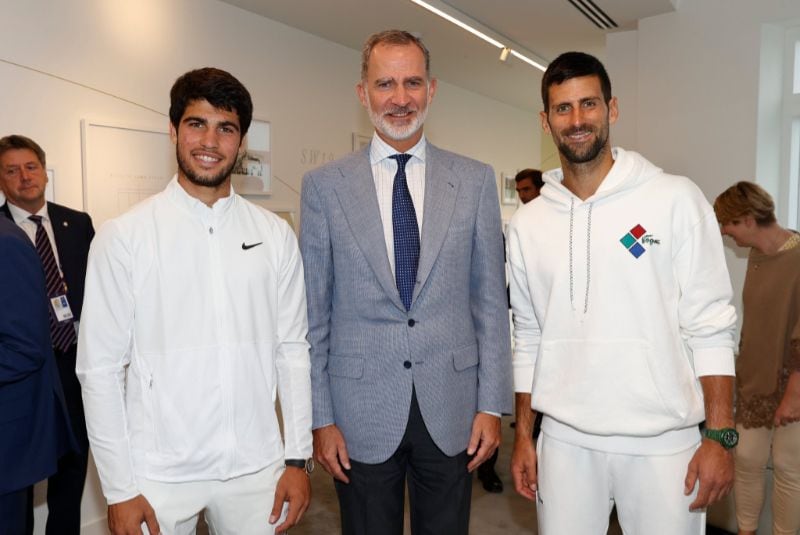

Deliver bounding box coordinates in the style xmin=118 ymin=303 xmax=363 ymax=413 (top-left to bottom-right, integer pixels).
xmin=508 ymin=52 xmax=738 ymax=534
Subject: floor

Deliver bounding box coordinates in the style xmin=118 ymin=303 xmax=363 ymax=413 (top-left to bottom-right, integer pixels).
xmin=198 ymin=417 xmax=735 ymax=534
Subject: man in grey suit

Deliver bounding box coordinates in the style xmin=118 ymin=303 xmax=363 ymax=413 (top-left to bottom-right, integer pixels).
xmin=300 ymin=30 xmax=512 ymax=534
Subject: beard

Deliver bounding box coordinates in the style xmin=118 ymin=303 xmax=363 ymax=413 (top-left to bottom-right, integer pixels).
xmin=366 ymin=95 xmax=429 ymax=142
xmin=554 ymin=122 xmax=609 ymax=164
xmin=176 ymin=146 xmax=235 ymax=188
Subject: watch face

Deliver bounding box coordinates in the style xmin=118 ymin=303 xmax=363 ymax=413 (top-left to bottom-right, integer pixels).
xmin=306 ymin=457 xmax=315 ymax=474
xmin=721 ymin=429 xmax=739 ymax=448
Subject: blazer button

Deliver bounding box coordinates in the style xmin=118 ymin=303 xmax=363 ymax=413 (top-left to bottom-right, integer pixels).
xmin=403 ymin=361 xmax=412 ymax=369
xmin=408 ymin=319 xmax=415 ymax=327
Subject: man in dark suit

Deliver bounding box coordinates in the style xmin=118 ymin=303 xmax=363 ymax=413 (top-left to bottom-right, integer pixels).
xmin=0 ymin=135 xmax=94 ymax=535
xmin=0 ymin=216 xmax=75 ymax=535
xmin=301 ymin=30 xmax=511 ymax=534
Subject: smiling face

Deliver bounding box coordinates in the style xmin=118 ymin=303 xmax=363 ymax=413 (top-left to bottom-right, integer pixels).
xmin=171 ymin=98 xmax=242 ymax=192
xmin=357 ymin=42 xmax=437 ymax=153
xmin=541 ymin=75 xmax=617 ymax=165
xmin=0 ymin=148 xmax=48 ymax=213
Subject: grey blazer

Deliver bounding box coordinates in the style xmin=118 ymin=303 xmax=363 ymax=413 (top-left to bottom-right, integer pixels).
xmin=300 ymin=143 xmax=512 ymax=463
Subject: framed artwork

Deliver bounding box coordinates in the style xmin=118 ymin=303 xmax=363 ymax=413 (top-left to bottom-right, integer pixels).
xmin=352 ymin=132 xmax=371 ymax=152
xmin=232 ymin=119 xmax=271 ymax=195
xmin=81 ymin=119 xmax=173 ymax=228
xmin=46 ymin=169 xmax=55 ymax=202
xmin=501 ymin=172 xmax=518 ymax=205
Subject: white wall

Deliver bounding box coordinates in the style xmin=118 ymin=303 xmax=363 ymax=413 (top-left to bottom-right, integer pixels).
xmin=1 ymin=1 xmax=538 ymax=532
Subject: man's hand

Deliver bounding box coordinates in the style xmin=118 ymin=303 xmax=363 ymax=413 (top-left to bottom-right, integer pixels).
xmin=466 ymin=413 xmax=501 ymax=472
xmin=108 ymin=494 xmax=159 ymax=535
xmin=684 ymin=440 xmax=734 ymax=511
xmin=510 ymin=434 xmax=538 ymax=501
xmin=313 ymin=424 xmax=351 ymax=483
xmin=269 ymin=466 xmax=312 ymax=534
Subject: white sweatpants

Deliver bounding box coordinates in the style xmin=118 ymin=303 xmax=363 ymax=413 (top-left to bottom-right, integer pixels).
xmin=536 ymin=434 xmax=705 ymax=535
xmin=138 ymin=460 xmax=285 ymax=535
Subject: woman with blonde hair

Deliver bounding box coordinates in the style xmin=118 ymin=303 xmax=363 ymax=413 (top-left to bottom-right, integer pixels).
xmin=715 ymin=181 xmax=800 ymax=535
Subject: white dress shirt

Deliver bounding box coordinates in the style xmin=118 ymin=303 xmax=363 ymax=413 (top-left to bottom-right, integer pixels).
xmin=6 ymin=201 xmax=64 ymax=274
xmin=369 ymin=133 xmax=426 ymax=275
xmin=77 ymin=177 xmax=312 ymax=504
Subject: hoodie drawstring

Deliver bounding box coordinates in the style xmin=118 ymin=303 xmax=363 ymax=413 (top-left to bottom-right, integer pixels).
xmin=568 ymin=198 xmax=593 ymax=313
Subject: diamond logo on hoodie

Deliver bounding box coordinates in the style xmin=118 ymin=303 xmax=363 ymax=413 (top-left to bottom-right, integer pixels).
xmin=620 ymin=224 xmax=647 ymax=258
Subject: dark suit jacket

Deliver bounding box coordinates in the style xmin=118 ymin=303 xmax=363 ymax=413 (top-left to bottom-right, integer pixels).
xmin=0 ymin=217 xmax=75 ymax=494
xmin=1 ymin=202 xmax=95 ymax=321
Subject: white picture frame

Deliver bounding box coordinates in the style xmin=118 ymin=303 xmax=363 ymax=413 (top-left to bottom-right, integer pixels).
xmin=232 ymin=119 xmax=271 ymax=195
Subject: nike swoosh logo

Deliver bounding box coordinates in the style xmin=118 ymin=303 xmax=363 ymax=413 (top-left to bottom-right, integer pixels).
xmin=242 ymin=242 xmax=263 ymax=250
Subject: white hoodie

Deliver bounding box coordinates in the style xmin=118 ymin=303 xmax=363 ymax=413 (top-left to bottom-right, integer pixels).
xmin=508 ymin=148 xmax=736 ymax=454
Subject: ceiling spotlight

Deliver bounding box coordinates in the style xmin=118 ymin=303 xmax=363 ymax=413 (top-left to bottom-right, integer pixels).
xmin=409 ymin=0 xmax=547 ymax=72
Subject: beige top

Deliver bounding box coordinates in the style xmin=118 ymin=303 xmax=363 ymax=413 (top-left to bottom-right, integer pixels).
xmin=736 ymin=233 xmax=800 ymax=428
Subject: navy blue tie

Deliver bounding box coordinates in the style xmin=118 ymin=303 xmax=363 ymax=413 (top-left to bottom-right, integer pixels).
xmin=29 ymin=215 xmax=77 ymax=352
xmin=390 ymin=153 xmax=419 ymax=311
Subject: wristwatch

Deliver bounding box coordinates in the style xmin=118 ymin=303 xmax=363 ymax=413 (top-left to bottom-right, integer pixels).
xmin=702 ymin=427 xmax=739 ymax=449
xmin=285 ymin=458 xmax=315 ymax=475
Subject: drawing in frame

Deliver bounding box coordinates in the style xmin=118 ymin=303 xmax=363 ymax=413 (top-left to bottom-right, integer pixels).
xmin=501 ymin=172 xmax=518 ymax=206
xmin=232 ymin=119 xmax=271 ymax=195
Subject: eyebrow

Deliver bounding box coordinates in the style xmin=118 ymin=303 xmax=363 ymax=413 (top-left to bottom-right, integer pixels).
xmin=182 ymin=115 xmax=240 ymax=131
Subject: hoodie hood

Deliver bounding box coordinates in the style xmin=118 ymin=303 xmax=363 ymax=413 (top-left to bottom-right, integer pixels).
xmin=536 ymin=147 xmax=663 ymax=314
xmin=540 ymin=147 xmax=663 ymax=209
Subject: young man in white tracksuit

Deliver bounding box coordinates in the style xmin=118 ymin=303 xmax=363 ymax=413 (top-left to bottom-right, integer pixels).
xmin=508 ymin=52 xmax=739 ymax=534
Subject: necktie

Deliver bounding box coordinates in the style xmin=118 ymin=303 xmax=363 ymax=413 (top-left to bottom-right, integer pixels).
xmin=29 ymin=215 xmax=77 ymax=352
xmin=390 ymin=153 xmax=419 ymax=311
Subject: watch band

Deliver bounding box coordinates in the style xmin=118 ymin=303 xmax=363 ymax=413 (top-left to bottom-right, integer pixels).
xmin=285 ymin=458 xmax=314 ymax=474
xmin=702 ymin=427 xmax=739 ymax=449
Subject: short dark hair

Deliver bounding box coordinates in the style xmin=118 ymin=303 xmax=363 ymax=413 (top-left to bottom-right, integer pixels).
xmin=169 ymin=67 xmax=253 ymax=137
xmin=541 ymin=52 xmax=612 ymax=111
xmin=714 ymin=181 xmax=777 ymax=227
xmin=0 ymin=135 xmax=46 ymax=167
xmin=515 ymin=168 xmax=544 ymax=189
xmin=361 ymin=30 xmax=430 ymax=81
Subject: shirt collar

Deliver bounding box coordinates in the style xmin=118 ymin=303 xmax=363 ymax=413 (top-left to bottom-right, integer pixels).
xmin=6 ymin=201 xmax=48 ymax=225
xmin=167 ymin=175 xmax=236 ymax=218
xmin=369 ymin=132 xmax=427 ymax=166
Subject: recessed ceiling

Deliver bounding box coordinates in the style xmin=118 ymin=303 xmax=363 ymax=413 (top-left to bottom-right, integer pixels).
xmin=219 ymin=0 xmax=676 ymax=111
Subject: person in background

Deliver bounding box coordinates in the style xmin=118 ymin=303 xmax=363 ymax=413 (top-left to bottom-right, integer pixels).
xmin=0 ymin=134 xmax=94 ymax=535
xmin=715 ymin=181 xmax=800 ymax=535
xmin=0 ymin=216 xmax=76 ymax=535
xmin=478 ymin=167 xmax=545 ymax=494
xmin=509 ymin=51 xmax=738 ymax=534
xmin=77 ymin=67 xmax=312 ymax=535
xmin=514 ymin=168 xmax=544 ymax=205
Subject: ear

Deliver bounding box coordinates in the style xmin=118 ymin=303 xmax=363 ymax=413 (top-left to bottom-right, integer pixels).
xmin=356 ymin=81 xmax=368 ymax=109
xmin=743 ymin=214 xmax=757 ymax=228
xmin=608 ymin=96 xmax=619 ymax=125
xmin=427 ymin=77 xmax=438 ymax=103
xmin=540 ymin=110 xmax=551 ymax=134
xmin=169 ymin=122 xmax=178 ymax=144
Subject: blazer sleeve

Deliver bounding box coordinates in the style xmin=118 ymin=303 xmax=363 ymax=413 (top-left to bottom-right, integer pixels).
xmin=470 ymin=164 xmax=513 ymax=415
xmin=299 ymin=172 xmax=337 ymax=429
xmin=0 ymin=230 xmax=51 ymax=385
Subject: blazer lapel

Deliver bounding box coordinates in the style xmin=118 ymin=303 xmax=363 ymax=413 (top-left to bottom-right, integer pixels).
xmin=48 ymin=203 xmax=69 ymax=252
xmin=414 ymin=145 xmax=458 ymax=302
xmin=333 ymin=148 xmax=406 ymax=311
